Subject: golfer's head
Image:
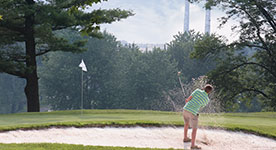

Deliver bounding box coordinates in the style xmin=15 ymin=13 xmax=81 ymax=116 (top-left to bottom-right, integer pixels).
xmin=204 ymin=84 xmax=213 ymax=94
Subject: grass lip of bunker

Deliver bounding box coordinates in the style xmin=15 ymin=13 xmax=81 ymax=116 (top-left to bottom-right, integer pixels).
xmin=0 ymin=110 xmax=275 ymax=140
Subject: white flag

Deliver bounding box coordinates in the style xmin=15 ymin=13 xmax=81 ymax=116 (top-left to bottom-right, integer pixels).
xmin=79 ymin=59 xmax=87 ymax=72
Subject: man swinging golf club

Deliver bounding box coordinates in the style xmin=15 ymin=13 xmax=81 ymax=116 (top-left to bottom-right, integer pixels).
xmin=183 ymin=84 xmax=213 ymax=150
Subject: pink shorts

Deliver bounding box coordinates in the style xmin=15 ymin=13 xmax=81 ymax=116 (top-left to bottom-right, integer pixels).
xmin=183 ymin=110 xmax=199 ymax=128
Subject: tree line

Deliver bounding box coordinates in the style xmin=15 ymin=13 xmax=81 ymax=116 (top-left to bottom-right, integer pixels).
xmin=0 ymin=0 xmax=275 ymax=113
xmin=0 ymin=29 xmax=214 ymax=113
xmin=38 ymin=30 xmax=215 ymax=111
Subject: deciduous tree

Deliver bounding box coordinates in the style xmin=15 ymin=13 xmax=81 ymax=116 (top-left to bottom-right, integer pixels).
xmin=190 ymin=0 xmax=276 ymax=111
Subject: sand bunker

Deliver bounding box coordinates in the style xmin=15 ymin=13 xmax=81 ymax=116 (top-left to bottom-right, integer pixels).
xmin=0 ymin=127 xmax=275 ymax=150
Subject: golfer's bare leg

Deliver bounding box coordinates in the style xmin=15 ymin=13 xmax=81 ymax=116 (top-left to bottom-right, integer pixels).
xmin=191 ymin=128 xmax=197 ymax=147
xmin=184 ymin=122 xmax=189 ymax=139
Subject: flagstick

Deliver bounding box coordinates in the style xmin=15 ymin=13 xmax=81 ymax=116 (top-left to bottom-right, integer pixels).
xmin=81 ymin=69 xmax=83 ymax=115
xmin=79 ymin=59 xmax=87 ymax=115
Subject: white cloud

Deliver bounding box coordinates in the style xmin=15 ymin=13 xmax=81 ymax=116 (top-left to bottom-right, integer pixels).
xmin=91 ymin=0 xmax=239 ymax=44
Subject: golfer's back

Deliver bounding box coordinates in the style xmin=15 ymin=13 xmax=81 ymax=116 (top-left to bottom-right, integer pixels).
xmin=183 ymin=89 xmax=209 ymax=115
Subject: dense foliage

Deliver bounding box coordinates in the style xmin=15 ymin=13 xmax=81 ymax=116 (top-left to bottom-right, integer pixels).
xmin=0 ymin=74 xmax=26 ymax=113
xmin=190 ymin=0 xmax=276 ymax=111
xmin=1 ymin=0 xmax=274 ymax=113
xmin=0 ymin=0 xmax=132 ymax=112
xmin=38 ymin=29 xmax=222 ymax=111
xmin=167 ymin=31 xmax=216 ymax=82
xmin=39 ymin=31 xmax=179 ymax=110
xmin=0 ymin=28 xmax=215 ymax=113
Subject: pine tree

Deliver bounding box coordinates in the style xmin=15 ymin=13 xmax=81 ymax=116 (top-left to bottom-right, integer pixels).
xmin=0 ymin=0 xmax=133 ymax=112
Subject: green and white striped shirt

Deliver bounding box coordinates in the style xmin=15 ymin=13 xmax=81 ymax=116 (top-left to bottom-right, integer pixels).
xmin=183 ymin=89 xmax=209 ymax=115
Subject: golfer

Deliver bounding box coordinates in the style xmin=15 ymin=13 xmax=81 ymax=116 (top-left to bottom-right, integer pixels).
xmin=183 ymin=84 xmax=213 ymax=150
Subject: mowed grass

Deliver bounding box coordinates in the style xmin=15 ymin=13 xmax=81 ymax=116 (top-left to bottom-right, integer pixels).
xmin=200 ymin=112 xmax=276 ymax=139
xmin=0 ymin=109 xmax=275 ymax=139
xmin=0 ymin=110 xmax=275 ymax=150
xmin=0 ymin=143 xmax=180 ymax=150
xmin=0 ymin=110 xmax=183 ymax=130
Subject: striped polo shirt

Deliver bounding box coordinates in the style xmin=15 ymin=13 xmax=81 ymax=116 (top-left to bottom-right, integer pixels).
xmin=183 ymin=89 xmax=209 ymax=115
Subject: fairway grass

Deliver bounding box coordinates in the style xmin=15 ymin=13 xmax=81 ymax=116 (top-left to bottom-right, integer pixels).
xmin=0 ymin=143 xmax=180 ymax=150
xmin=0 ymin=109 xmax=275 ymax=139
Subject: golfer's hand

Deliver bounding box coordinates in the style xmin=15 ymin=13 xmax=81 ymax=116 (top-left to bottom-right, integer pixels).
xmin=185 ymin=96 xmax=192 ymax=103
xmin=185 ymin=99 xmax=189 ymax=103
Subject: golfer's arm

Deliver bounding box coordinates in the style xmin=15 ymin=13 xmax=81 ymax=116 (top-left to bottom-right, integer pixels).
xmin=185 ymin=96 xmax=192 ymax=103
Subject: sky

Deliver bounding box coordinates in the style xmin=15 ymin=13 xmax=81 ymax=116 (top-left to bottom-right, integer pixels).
xmin=92 ymin=0 xmax=239 ymax=44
